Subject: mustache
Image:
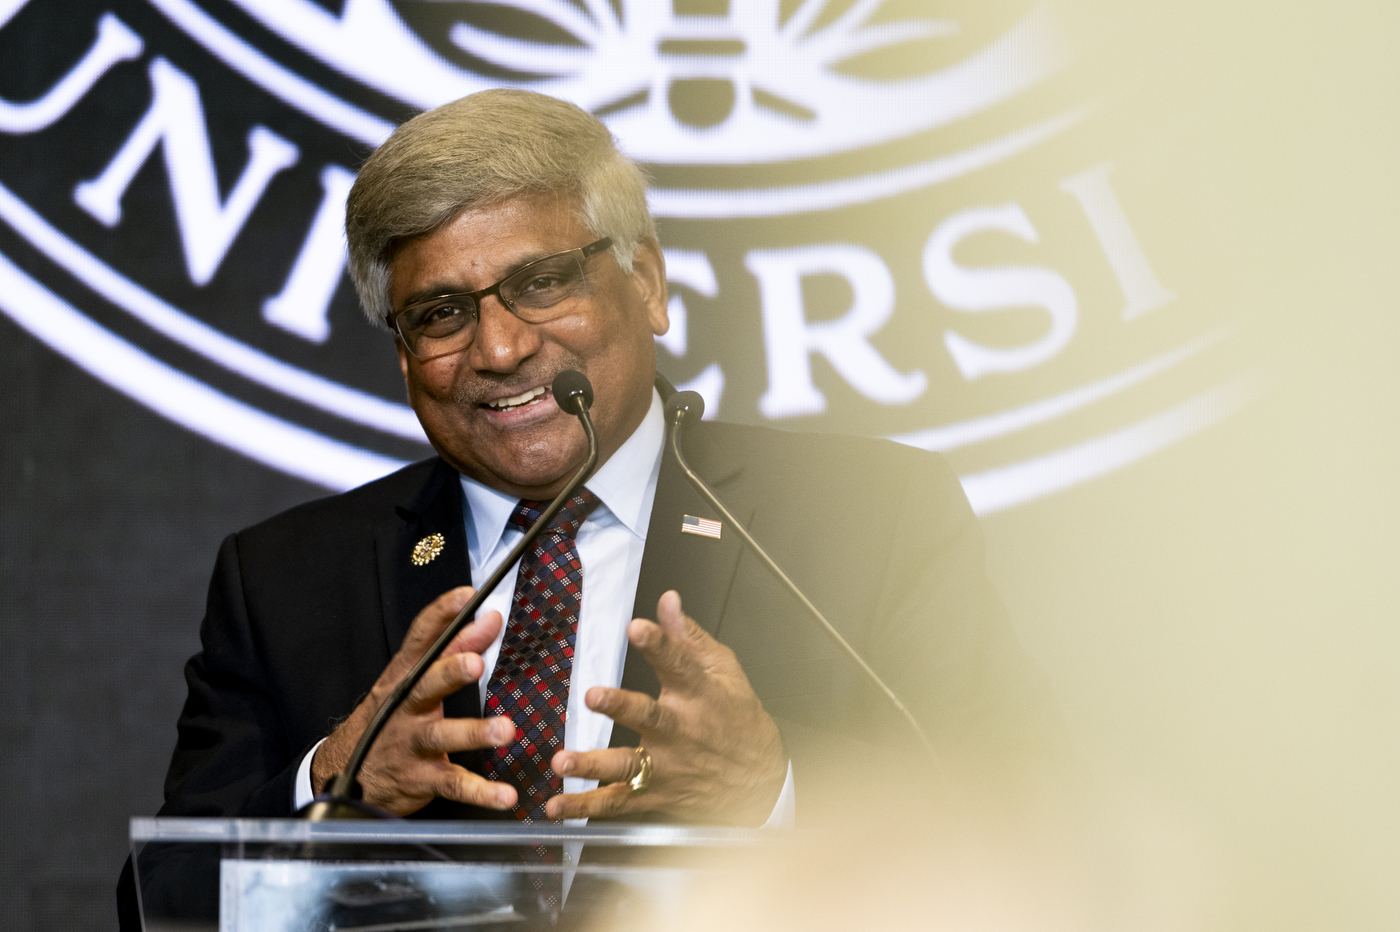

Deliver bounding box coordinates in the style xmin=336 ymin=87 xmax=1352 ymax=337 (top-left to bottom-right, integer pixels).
xmin=449 ymin=355 xmax=588 ymax=407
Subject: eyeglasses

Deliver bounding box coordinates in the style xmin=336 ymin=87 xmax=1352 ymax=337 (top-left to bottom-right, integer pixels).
xmin=389 ymin=237 xmax=613 ymax=359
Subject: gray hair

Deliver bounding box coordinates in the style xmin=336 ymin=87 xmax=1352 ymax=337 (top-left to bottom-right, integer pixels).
xmin=345 ymin=88 xmax=656 ymax=326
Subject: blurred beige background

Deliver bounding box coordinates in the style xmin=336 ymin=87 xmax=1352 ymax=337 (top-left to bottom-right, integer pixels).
xmin=977 ymin=0 xmax=1400 ymax=929
xmin=657 ymin=4 xmax=1398 ymax=925
xmin=667 ymin=2 xmax=1400 ymax=929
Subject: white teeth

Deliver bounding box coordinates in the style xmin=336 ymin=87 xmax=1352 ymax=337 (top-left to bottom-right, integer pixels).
xmin=486 ymin=386 xmax=548 ymax=410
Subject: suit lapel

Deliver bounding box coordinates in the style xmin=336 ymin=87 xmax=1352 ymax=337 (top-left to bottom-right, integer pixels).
xmin=611 ymin=422 xmax=755 ymax=748
xmin=373 ymin=459 xmax=480 ymax=721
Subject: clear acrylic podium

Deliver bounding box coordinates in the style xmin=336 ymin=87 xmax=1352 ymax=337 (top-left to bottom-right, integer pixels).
xmin=130 ymin=817 xmax=759 ymax=931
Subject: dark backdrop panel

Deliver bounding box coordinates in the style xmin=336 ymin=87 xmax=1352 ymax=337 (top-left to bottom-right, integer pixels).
xmin=0 ymin=316 xmax=321 ymax=930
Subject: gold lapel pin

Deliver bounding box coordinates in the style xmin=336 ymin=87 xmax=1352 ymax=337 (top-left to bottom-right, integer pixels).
xmin=410 ymin=533 xmax=446 ymax=566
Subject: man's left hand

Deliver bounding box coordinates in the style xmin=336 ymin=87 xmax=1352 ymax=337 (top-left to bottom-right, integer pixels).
xmin=545 ymin=590 xmax=787 ymax=826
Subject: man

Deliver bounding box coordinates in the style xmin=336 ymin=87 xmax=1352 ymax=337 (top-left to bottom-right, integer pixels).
xmin=121 ymin=86 xmax=1057 ymax=925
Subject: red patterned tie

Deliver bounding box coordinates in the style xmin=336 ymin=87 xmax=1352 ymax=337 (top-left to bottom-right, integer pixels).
xmin=484 ymin=489 xmax=599 ymax=823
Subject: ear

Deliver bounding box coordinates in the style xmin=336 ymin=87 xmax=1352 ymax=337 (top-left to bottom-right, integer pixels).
xmin=396 ymin=335 xmax=412 ymax=391
xmin=628 ymin=237 xmax=670 ymax=337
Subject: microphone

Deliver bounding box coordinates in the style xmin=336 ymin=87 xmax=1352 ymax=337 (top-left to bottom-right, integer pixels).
xmin=551 ymin=369 xmax=593 ymax=413
xmin=304 ymin=370 xmax=601 ymax=820
xmin=662 ymin=391 xmax=936 ymax=759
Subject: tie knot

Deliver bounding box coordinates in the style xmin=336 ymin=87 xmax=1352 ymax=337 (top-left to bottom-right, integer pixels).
xmin=510 ymin=488 xmax=599 ymax=539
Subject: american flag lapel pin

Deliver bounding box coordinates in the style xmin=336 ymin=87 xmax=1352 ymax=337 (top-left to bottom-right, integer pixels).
xmin=681 ymin=515 xmax=722 ymax=539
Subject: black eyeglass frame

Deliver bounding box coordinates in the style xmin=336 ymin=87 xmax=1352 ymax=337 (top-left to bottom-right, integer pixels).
xmin=388 ymin=236 xmax=614 ymax=359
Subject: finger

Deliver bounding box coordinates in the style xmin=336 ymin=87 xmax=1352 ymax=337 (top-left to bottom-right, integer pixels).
xmin=656 ymin=590 xmax=739 ymax=675
xmin=627 ymin=592 xmax=710 ymax=689
xmin=405 ymin=650 xmax=485 ymax=712
xmin=551 ymin=746 xmax=647 ymax=784
xmin=398 ymin=587 xmax=477 ymax=661
xmin=412 ymin=715 xmax=515 ymax=756
xmin=545 ymin=784 xmax=636 ymax=820
xmin=442 ymin=610 xmax=503 ymax=658
xmin=656 ymin=590 xmax=717 ymax=656
xmin=583 ymin=686 xmax=679 ymax=737
xmin=431 ymin=764 xmax=517 ymax=811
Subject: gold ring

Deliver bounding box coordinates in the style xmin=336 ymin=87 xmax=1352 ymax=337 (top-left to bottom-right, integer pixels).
xmin=628 ymin=746 xmax=653 ymax=794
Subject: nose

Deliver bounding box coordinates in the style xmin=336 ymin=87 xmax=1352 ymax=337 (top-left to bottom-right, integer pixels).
xmin=465 ymin=295 xmax=541 ymax=373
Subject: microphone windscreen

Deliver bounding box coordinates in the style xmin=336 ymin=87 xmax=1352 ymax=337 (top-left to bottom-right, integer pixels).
xmin=664 ymin=391 xmax=705 ymax=424
xmin=552 ymin=370 xmax=594 ymax=411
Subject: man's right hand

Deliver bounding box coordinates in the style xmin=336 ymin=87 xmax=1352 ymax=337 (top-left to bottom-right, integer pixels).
xmin=310 ymin=586 xmax=518 ymax=816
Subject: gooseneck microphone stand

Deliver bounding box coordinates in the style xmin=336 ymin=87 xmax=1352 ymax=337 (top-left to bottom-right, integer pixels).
xmin=303 ymin=370 xmax=600 ymax=821
xmin=663 ymin=391 xmax=937 ymax=760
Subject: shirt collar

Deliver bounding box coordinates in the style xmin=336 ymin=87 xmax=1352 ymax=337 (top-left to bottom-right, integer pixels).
xmin=458 ymin=389 xmax=665 ymax=558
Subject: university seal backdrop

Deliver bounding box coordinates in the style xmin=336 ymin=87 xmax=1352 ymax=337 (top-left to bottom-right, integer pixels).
xmin=0 ymin=0 xmax=1254 ymax=926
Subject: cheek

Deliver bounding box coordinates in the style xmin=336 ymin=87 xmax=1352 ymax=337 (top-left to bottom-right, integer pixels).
xmin=405 ymin=357 xmax=467 ymax=404
xmin=556 ymin=305 xmax=653 ymax=366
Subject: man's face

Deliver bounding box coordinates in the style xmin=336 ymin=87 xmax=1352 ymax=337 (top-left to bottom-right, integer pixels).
xmin=389 ymin=194 xmax=669 ymax=499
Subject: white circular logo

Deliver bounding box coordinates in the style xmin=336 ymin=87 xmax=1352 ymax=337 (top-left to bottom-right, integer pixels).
xmin=0 ymin=0 xmax=1248 ymax=512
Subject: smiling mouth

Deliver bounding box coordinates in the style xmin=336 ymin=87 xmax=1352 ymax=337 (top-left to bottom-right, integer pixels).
xmin=483 ymin=385 xmax=549 ymax=411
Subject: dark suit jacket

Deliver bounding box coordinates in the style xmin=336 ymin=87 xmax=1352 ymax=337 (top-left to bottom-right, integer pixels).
xmin=160 ymin=417 xmax=1053 ymax=813
xmin=119 ymin=397 xmax=1059 ymax=926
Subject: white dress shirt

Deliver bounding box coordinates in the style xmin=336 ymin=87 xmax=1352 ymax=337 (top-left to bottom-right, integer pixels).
xmin=295 ymin=390 xmax=793 ymax=825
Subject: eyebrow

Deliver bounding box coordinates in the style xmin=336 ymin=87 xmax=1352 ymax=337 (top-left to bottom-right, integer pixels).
xmin=395 ymin=249 xmax=559 ymax=311
xmin=397 ymin=282 xmax=474 ymax=310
